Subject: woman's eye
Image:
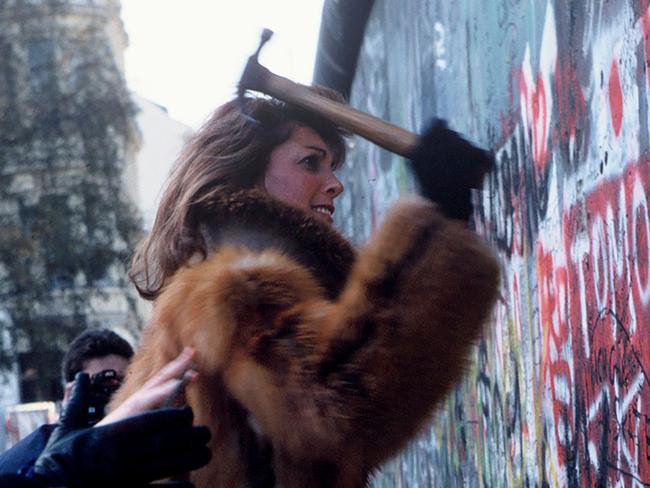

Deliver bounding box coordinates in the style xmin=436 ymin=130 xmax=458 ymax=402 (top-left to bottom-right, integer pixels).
xmin=299 ymin=155 xmax=320 ymax=172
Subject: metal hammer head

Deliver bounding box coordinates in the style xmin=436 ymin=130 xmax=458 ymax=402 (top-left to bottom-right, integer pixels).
xmin=254 ymin=28 xmax=273 ymax=60
xmin=238 ymin=28 xmax=274 ymax=100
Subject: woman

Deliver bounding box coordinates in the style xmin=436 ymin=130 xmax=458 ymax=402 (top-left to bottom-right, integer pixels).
xmin=112 ymin=85 xmax=499 ymax=487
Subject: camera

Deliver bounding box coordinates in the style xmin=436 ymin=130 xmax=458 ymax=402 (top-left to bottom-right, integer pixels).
xmin=86 ymin=369 xmax=123 ymax=425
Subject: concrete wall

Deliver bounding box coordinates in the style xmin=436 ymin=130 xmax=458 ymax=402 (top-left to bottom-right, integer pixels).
xmin=335 ymin=0 xmax=650 ymax=485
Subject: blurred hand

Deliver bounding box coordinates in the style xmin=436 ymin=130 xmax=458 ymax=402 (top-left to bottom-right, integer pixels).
xmin=408 ymin=119 xmax=494 ymax=221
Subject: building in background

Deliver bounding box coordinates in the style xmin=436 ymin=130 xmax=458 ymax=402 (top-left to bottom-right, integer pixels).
xmin=0 ymin=0 xmax=142 ymax=410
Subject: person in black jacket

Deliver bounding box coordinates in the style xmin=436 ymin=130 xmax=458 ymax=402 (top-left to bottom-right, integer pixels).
xmin=0 ymin=329 xmax=134 ymax=477
xmin=0 ymin=347 xmax=211 ymax=488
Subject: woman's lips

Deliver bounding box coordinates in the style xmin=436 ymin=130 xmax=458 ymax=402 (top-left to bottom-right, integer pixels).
xmin=311 ymin=205 xmax=334 ymax=223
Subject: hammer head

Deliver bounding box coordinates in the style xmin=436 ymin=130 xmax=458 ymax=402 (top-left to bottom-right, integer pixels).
xmin=238 ymin=28 xmax=274 ymax=98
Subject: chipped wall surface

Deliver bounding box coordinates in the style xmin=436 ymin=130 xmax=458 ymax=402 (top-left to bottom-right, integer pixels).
xmin=335 ymin=1 xmax=650 ymax=485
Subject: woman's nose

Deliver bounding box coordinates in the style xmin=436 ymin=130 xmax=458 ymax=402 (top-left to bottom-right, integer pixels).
xmin=324 ymin=173 xmax=344 ymax=198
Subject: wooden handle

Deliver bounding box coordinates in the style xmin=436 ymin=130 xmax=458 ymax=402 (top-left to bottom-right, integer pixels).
xmin=262 ymin=71 xmax=418 ymax=158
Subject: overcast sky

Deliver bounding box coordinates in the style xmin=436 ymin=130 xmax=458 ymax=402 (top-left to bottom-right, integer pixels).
xmin=121 ymin=0 xmax=325 ymax=129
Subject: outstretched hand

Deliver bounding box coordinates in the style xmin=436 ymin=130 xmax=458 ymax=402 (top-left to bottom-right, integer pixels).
xmin=408 ymin=119 xmax=494 ymax=221
xmin=100 ymin=347 xmax=198 ymax=425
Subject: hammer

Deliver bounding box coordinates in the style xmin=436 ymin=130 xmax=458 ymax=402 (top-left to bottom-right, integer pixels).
xmin=238 ymin=29 xmax=418 ymax=158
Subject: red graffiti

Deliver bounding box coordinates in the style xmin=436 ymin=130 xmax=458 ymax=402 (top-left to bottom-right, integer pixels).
xmin=539 ymin=158 xmax=650 ymax=484
xmin=520 ymin=71 xmax=549 ymax=175
xmin=554 ymin=59 xmax=586 ymax=142
xmin=538 ymin=244 xmax=574 ymax=469
xmin=608 ymin=60 xmax=624 ymax=137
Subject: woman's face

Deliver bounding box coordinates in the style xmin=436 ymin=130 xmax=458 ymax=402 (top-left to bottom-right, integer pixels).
xmin=264 ymin=124 xmax=344 ymax=225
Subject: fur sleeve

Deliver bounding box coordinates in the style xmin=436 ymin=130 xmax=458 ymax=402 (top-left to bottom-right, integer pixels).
xmin=312 ymin=197 xmax=500 ymax=466
xmin=176 ymin=197 xmax=496 ymax=468
xmin=113 ymin=196 xmax=499 ymax=484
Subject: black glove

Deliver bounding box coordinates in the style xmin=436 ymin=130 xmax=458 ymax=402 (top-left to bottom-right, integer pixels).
xmin=0 ymin=472 xmax=44 ymax=487
xmin=58 ymin=371 xmax=93 ymax=429
xmin=408 ymin=119 xmax=494 ymax=221
xmin=30 ymin=373 xmax=211 ymax=488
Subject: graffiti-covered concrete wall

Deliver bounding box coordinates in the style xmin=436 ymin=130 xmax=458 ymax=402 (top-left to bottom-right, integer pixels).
xmin=334 ymin=0 xmax=650 ymax=485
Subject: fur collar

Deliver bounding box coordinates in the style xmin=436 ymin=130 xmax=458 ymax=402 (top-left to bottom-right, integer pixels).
xmin=195 ymin=188 xmax=356 ymax=299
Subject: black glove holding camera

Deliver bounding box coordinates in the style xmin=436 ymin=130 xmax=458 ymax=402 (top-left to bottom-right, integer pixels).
xmin=86 ymin=369 xmax=123 ymax=425
xmin=28 ymin=372 xmax=211 ymax=488
xmin=408 ymin=119 xmax=494 ymax=221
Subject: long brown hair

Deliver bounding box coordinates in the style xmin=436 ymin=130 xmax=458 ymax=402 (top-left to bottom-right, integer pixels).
xmin=130 ymin=85 xmax=348 ymax=300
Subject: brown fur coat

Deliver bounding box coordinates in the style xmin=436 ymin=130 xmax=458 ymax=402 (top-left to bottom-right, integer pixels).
xmin=111 ymin=189 xmax=499 ymax=487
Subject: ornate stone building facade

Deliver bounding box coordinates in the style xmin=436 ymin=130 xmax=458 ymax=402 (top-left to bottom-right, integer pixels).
xmin=0 ymin=0 xmax=141 ymax=404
